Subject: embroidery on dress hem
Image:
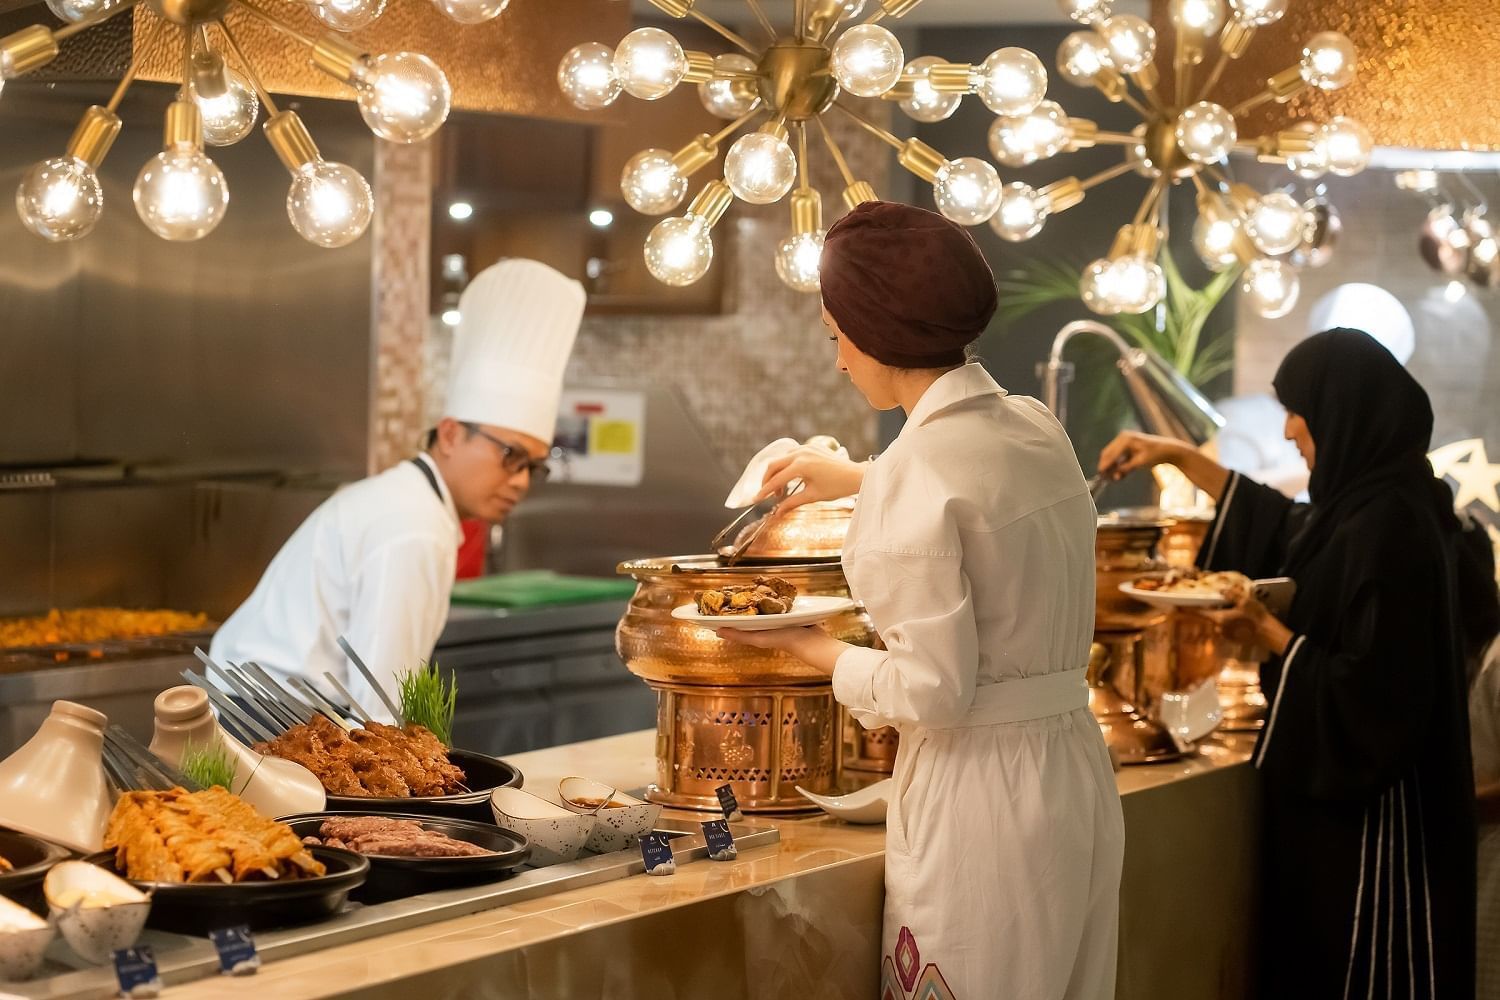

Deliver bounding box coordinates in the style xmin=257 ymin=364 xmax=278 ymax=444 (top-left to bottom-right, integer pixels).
xmin=880 ymin=956 xmax=902 ymax=1000
xmin=894 ymin=926 xmax=921 ymax=993
xmin=911 ymin=962 xmax=957 ymax=1000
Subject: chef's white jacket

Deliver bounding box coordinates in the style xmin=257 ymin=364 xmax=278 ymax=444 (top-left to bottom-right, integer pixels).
xmin=210 ymin=453 xmax=462 ymax=720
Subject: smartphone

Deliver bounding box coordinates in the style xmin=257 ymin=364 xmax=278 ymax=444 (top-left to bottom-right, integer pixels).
xmin=1253 ymin=577 xmax=1297 ymax=617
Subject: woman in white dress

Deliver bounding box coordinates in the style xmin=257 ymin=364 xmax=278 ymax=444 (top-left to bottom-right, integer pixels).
xmin=721 ymin=202 xmax=1123 ymax=999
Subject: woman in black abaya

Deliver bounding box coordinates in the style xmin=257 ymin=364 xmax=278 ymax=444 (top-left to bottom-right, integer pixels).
xmin=1099 ymin=328 xmax=1476 ymax=999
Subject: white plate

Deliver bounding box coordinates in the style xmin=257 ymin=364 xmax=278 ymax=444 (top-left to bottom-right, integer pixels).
xmin=1117 ymin=582 xmax=1233 ymax=610
xmin=795 ymin=779 xmax=892 ymax=824
xmin=671 ymin=595 xmax=856 ymax=631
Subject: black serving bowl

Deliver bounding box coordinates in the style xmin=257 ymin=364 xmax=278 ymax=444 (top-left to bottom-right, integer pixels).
xmin=82 ymin=846 xmax=368 ymax=935
xmin=279 ymin=812 xmax=530 ymax=903
xmin=321 ymin=749 xmax=523 ymax=823
xmin=0 ymin=829 xmax=71 ymax=915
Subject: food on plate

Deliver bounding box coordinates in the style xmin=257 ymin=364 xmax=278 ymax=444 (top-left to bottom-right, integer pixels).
xmin=0 ymin=854 xmax=11 ymax=873
xmin=103 ymin=787 xmax=326 ymax=883
xmin=1131 ymin=568 xmax=1252 ymax=600
xmin=0 ymin=608 xmax=208 ymax=649
xmin=254 ymin=714 xmax=467 ymax=799
xmin=694 ymin=576 xmax=799 ymax=617
xmin=301 ymin=816 xmax=494 ymax=858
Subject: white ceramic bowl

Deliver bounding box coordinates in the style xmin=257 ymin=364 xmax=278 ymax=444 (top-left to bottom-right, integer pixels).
xmin=45 ymin=860 xmax=152 ymax=965
xmin=490 ymin=787 xmax=596 ymax=866
xmin=558 ymin=777 xmax=663 ymax=854
xmin=0 ymin=896 xmax=55 ymax=982
xmin=795 ymin=779 xmax=892 ymax=825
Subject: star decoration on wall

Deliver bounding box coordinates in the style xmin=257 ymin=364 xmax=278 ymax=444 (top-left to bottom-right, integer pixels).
xmin=1429 ymin=438 xmax=1500 ymax=514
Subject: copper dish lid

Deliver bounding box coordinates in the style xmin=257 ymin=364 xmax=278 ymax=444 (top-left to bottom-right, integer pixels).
xmin=722 ymin=501 xmax=852 ymax=563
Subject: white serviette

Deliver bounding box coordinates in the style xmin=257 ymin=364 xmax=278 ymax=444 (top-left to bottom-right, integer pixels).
xmin=724 ymin=438 xmax=856 ymax=509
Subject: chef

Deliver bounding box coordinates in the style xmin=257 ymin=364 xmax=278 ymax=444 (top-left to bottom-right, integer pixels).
xmin=210 ymin=259 xmax=585 ymax=718
xmin=721 ymin=202 xmax=1123 ymax=998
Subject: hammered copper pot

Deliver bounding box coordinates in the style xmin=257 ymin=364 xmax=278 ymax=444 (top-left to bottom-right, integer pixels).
xmin=732 ymin=501 xmax=852 ymax=562
xmin=1094 ymin=515 xmax=1171 ymax=628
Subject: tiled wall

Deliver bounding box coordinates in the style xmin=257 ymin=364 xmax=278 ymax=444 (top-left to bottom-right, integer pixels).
xmin=1229 ymin=163 xmax=1500 ymax=453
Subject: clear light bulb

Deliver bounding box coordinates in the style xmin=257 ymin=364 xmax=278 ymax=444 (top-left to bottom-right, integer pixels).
xmin=44 ymin=0 xmax=116 ymax=23
xmin=309 ymin=0 xmax=386 ymax=30
xmin=1192 ymin=214 xmax=1243 ymax=271
xmin=1099 ymin=15 xmax=1156 ymax=75
xmin=288 ymin=160 xmax=373 ymax=248
xmin=645 ymin=215 xmax=713 ymax=286
xmin=1126 ymin=124 xmax=1162 ymax=178
xmin=1057 ymin=31 xmax=1114 ymax=88
xmin=621 ymin=149 xmax=688 ymax=215
xmin=1108 ymin=254 xmax=1166 ymax=313
xmin=724 ymin=131 xmax=797 ymax=206
xmin=1300 ymin=31 xmax=1356 ymax=91
xmin=1080 ymin=258 xmax=1120 ymax=315
xmin=15 ymin=156 xmax=103 ymax=242
xmin=613 ymin=27 xmax=687 ymax=101
xmin=776 ymin=230 xmax=825 ymax=293
xmin=699 ymin=53 xmax=760 ymax=119
xmin=1286 ymin=126 xmax=1328 ymax=179
xmin=933 ymin=157 xmax=1001 ymax=226
xmin=1291 ymin=196 xmax=1339 ymax=269
xmin=988 ymin=100 xmax=1070 ymax=166
xmin=1227 ymin=0 xmax=1287 ymax=26
xmin=988 ymin=182 xmax=1048 ymax=242
xmin=1242 ymin=258 xmax=1299 ymax=317
xmin=197 ymin=69 xmax=259 ymax=148
xmin=1171 ymin=0 xmax=1224 ymax=34
xmin=1174 ymin=101 xmax=1236 ymax=163
xmin=898 ymin=56 xmax=962 ymax=123
xmin=1059 ymin=0 xmax=1111 ymax=25
xmin=431 ymin=0 xmax=507 ymax=25
xmin=133 ymin=147 xmax=229 ymax=242
xmin=558 ymin=42 xmax=623 ymax=111
xmin=831 ymin=23 xmax=904 ymax=98
xmin=974 ymin=47 xmax=1047 ymax=117
xmin=1245 ymin=191 xmax=1307 ymax=255
xmin=351 ymin=52 xmax=451 ymax=144
xmin=1317 ymin=116 xmax=1372 ymax=176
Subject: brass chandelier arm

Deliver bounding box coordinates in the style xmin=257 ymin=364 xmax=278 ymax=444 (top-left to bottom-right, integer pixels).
xmin=796 ymin=121 xmax=811 ymax=191
xmin=1091 ymin=130 xmax=1142 ymax=145
xmin=866 ymin=0 xmax=925 ymax=24
xmin=794 ymin=0 xmax=807 ymax=41
xmin=1195 ymin=49 xmax=1233 ymax=104
xmin=831 ymin=101 xmax=904 ymax=151
xmin=106 ymin=59 xmax=140 ymax=113
xmin=709 ymin=106 xmax=766 ymax=147
xmin=1132 ymin=177 xmax=1167 ymax=228
xmin=688 ymin=9 xmax=757 ymax=56
xmin=1080 ymin=159 xmax=1138 ymax=193
xmin=1118 ymin=90 xmax=1151 ymax=119
xmin=815 ymin=115 xmax=857 ymax=187
xmin=215 ymin=18 xmax=280 ymax=115
xmin=742 ymin=0 xmax=777 ymax=42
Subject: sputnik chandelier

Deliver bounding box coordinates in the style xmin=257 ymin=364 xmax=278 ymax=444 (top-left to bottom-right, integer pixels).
xmin=0 ymin=0 xmax=498 ymax=246
xmin=559 ymin=0 xmax=1056 ymax=290
xmin=975 ymin=0 xmax=1369 ymax=318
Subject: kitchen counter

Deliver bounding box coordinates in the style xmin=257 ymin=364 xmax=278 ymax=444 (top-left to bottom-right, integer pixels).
xmin=132 ymin=728 xmax=1260 ymax=1000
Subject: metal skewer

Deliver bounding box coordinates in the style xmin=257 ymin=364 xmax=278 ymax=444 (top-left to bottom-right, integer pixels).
xmin=286 ymin=676 xmax=359 ymax=732
xmin=179 ymin=670 xmax=279 ymax=744
xmin=336 ymin=635 xmax=403 ymax=724
xmin=238 ymin=661 xmax=317 ymax=725
xmin=107 ymin=725 xmax=197 ymax=791
xmin=194 ymin=649 xmax=286 ymax=733
xmin=218 ymin=665 xmax=301 ymax=732
xmin=322 ymin=672 xmax=375 ymax=726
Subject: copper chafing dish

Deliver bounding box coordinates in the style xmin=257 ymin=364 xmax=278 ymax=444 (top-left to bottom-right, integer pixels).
xmin=724 ymin=500 xmax=852 ymax=563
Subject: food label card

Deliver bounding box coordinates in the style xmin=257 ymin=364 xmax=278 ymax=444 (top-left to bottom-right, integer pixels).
xmin=640 ymin=831 xmax=676 ymax=875
xmin=702 ymin=819 xmax=738 ymax=861
xmin=715 ymin=783 xmax=742 ymax=820
xmin=113 ymin=945 xmax=162 ymax=998
xmin=210 ymin=926 xmax=260 ymax=976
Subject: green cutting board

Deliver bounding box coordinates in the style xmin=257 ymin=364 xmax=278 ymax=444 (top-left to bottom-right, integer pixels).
xmin=449 ymin=571 xmax=638 ymax=608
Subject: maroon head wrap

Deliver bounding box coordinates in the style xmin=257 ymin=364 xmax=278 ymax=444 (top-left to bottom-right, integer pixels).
xmin=820 ymin=201 xmax=997 ymax=369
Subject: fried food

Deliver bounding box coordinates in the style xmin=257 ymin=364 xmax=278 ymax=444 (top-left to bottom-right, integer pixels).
xmin=0 ymin=608 xmax=208 ymax=649
xmin=1132 ymin=569 xmax=1251 ymax=600
xmin=694 ymin=576 xmax=799 ymax=617
xmin=0 ymin=855 xmax=11 ymax=873
xmin=254 ymin=715 xmax=467 ymax=799
xmin=103 ymin=788 xmax=325 ymax=884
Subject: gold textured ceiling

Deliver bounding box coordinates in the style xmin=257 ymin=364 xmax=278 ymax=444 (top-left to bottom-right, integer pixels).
xmin=1151 ymin=0 xmax=1500 ymax=151
xmin=132 ymin=0 xmax=627 ymax=122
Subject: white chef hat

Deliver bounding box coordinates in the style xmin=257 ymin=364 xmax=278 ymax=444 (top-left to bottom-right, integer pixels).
xmin=444 ymin=259 xmax=586 ymax=443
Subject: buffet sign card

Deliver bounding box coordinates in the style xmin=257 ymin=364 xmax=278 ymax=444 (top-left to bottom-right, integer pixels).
xmin=640 ymin=831 xmax=676 ymax=875
xmin=702 ymin=819 xmax=738 ymax=861
xmin=715 ymin=783 xmax=741 ymax=820
xmin=551 ymin=389 xmax=646 ymax=487
xmin=210 ymin=925 xmax=261 ymax=976
xmin=112 ymin=945 xmax=162 ymax=998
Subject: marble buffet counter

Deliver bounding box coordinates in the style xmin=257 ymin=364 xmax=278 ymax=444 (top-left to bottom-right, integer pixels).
xmin=11 ymin=730 xmax=1259 ymax=1000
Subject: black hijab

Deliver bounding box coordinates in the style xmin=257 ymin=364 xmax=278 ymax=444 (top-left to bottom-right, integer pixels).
xmin=1271 ymin=327 xmax=1458 ymax=576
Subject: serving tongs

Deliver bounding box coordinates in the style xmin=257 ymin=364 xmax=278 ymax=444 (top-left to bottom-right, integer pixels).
xmin=1087 ymin=456 xmax=1127 ymax=503
xmin=338 ymin=635 xmax=405 ymax=726
xmin=104 ymin=725 xmax=200 ymax=793
xmin=711 ymin=491 xmax=785 ymax=566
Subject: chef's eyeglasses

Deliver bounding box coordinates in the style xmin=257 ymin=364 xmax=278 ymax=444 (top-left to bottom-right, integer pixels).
xmin=462 ymin=423 xmax=551 ymax=482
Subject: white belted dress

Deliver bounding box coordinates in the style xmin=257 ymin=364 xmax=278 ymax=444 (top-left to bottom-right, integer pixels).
xmin=832 ymin=363 xmax=1124 ymax=1000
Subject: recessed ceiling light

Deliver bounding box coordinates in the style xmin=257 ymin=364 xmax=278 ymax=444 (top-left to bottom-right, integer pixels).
xmin=589 ymin=208 xmax=614 ymax=228
xmin=448 ymin=202 xmax=474 ymax=221
xmin=441 ymin=308 xmax=462 ymax=326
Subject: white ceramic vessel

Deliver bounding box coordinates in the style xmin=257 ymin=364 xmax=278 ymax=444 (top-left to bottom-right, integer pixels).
xmin=0 ymin=895 xmax=55 ymax=982
xmin=148 ymin=685 xmax=326 ymax=817
xmin=795 ymin=779 xmax=892 ymax=825
xmin=558 ymin=777 xmax=662 ymax=854
xmin=671 ymin=595 xmax=857 ymax=631
xmin=0 ymin=701 xmax=112 ymax=853
xmin=44 ymin=861 xmax=151 ymax=965
xmin=490 ymin=787 xmax=596 ymax=866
